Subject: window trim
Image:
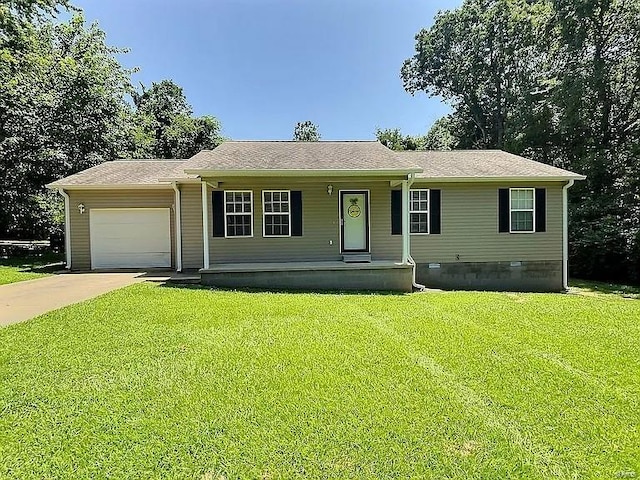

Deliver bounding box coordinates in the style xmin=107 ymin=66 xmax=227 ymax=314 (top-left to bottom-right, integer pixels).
xmin=262 ymin=190 xmax=292 ymax=238
xmin=223 ymin=190 xmax=253 ymax=238
xmin=509 ymin=187 xmax=536 ymax=234
xmin=409 ymin=188 xmax=430 ymax=235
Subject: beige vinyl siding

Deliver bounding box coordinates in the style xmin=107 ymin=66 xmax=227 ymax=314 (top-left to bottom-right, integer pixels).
xmin=410 ymin=182 xmax=564 ymax=263
xmin=67 ymin=189 xmax=175 ymax=270
xmin=179 ymin=184 xmax=204 ymax=269
xmin=203 ymin=178 xmax=403 ymax=264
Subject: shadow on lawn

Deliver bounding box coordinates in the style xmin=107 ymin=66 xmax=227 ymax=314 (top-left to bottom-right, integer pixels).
xmin=569 ymin=279 xmax=640 ymax=299
xmin=157 ymin=281 xmax=408 ymax=296
xmin=0 ymin=252 xmax=65 ymax=273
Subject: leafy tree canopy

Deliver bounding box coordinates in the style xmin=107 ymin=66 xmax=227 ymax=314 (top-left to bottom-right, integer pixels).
xmin=375 ymin=128 xmax=423 ymax=151
xmin=127 ymin=80 xmax=223 ymax=159
xmin=1 ymin=6 xmax=225 ymax=239
xmin=402 ymin=0 xmax=640 ymax=282
xmin=1 ymin=12 xmax=133 ymax=238
xmin=293 ymin=121 xmax=321 ymax=141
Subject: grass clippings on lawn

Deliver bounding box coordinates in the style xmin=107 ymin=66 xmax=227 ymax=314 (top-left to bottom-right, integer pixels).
xmin=0 ymin=283 xmax=638 ymax=479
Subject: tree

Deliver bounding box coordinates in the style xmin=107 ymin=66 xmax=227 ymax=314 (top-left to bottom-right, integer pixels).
xmin=423 ymin=116 xmax=457 ymax=150
xmin=0 ymin=8 xmax=226 ymax=240
xmin=127 ymin=80 xmax=223 ymax=159
xmin=0 ymin=0 xmax=70 ymax=45
xmin=402 ymin=0 xmax=640 ymax=282
xmin=293 ymin=121 xmax=320 ymax=141
xmin=375 ymin=128 xmax=424 ymax=151
xmin=549 ymin=0 xmax=640 ymax=281
xmin=401 ymin=0 xmax=551 ymax=149
xmin=0 ymin=12 xmax=133 ymax=238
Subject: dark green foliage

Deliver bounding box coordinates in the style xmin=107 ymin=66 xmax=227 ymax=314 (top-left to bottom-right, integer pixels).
xmin=375 ymin=120 xmax=457 ymax=152
xmin=1 ymin=12 xmax=133 ymax=238
xmin=1 ymin=5 xmax=224 ymax=239
xmin=403 ymin=0 xmax=640 ymax=282
xmin=127 ymin=80 xmax=223 ymax=159
xmin=374 ymin=127 xmax=424 ymax=151
xmin=423 ymin=116 xmax=457 ymax=150
xmin=293 ymin=120 xmax=320 ymax=141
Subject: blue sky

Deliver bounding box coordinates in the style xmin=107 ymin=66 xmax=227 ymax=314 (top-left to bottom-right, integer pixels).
xmin=75 ymin=0 xmax=461 ymax=140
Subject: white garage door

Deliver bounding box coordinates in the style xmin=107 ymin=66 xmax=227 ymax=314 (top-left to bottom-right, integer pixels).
xmin=90 ymin=209 xmax=171 ymax=269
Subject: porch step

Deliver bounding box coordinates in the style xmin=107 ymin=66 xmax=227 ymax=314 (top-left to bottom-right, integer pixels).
xmin=342 ymin=254 xmax=372 ymax=263
xmin=165 ymin=275 xmax=201 ymax=285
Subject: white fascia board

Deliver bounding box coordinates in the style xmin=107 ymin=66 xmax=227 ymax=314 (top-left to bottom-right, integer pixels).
xmin=183 ymin=168 xmax=423 ymax=177
xmin=411 ymin=175 xmax=586 ymax=183
xmin=156 ymin=177 xmax=201 ymax=184
xmin=44 ymin=184 xmax=173 ymax=190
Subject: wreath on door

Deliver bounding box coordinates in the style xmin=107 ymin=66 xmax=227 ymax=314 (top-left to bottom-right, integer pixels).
xmin=347 ymin=197 xmax=361 ymax=218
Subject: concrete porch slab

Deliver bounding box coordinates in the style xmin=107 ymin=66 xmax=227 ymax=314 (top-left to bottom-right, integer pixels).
xmin=200 ymin=261 xmax=413 ymax=292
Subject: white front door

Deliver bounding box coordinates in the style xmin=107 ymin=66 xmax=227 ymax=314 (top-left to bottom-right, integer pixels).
xmin=340 ymin=191 xmax=369 ymax=252
xmin=89 ymin=208 xmax=172 ymax=269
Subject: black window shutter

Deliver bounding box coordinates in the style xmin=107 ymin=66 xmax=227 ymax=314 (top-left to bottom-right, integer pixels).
xmin=391 ymin=190 xmax=402 ymax=235
xmin=498 ymin=188 xmax=510 ymax=233
xmin=291 ymin=191 xmax=303 ymax=236
xmin=429 ymin=189 xmax=441 ymax=234
xmin=535 ymin=188 xmax=546 ymax=232
xmin=212 ymin=190 xmax=225 ymax=237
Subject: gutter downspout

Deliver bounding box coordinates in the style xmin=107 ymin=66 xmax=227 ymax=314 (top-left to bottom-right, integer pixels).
xmin=405 ymin=173 xmax=426 ymax=291
xmin=401 ymin=178 xmax=409 ymax=264
xmin=58 ymin=188 xmax=71 ymax=270
xmin=172 ymin=182 xmax=183 ymax=272
xmin=562 ymin=179 xmax=575 ymax=290
xmin=201 ymin=181 xmax=210 ymax=270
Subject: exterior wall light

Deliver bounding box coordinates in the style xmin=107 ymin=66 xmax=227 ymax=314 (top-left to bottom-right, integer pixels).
xmin=327 ymin=185 xmax=333 ymax=196
xmin=78 ymin=203 xmax=85 ymax=214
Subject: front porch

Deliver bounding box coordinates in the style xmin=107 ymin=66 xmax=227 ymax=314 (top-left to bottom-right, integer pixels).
xmin=199 ymin=261 xmax=413 ymax=292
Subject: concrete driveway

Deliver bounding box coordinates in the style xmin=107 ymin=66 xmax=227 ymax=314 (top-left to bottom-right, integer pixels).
xmin=0 ymin=273 xmax=146 ymax=327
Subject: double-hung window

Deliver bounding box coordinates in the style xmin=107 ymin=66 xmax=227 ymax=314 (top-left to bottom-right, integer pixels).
xmin=262 ymin=190 xmax=291 ymax=237
xmin=510 ymin=188 xmax=535 ymax=233
xmin=224 ymin=191 xmax=253 ymax=237
xmin=410 ymin=189 xmax=429 ymax=234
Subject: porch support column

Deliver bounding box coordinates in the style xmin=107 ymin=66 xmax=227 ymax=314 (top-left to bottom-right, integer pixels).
xmin=172 ymin=182 xmax=182 ymax=272
xmin=201 ymin=181 xmax=210 ymax=270
xmin=401 ymin=179 xmax=409 ymax=264
xmin=58 ymin=188 xmax=71 ymax=270
xmin=562 ymin=179 xmax=575 ymax=290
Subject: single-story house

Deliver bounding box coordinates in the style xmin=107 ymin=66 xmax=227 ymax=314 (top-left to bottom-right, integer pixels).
xmin=46 ymin=141 xmax=585 ymax=292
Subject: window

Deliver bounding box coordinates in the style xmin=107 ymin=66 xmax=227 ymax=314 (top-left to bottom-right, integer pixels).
xmin=510 ymin=188 xmax=535 ymax=233
xmin=224 ymin=191 xmax=253 ymax=237
xmin=262 ymin=191 xmax=291 ymax=237
xmin=410 ymin=189 xmax=429 ymax=234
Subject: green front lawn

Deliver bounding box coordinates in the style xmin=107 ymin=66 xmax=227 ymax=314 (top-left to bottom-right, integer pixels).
xmin=0 ymin=252 xmax=64 ymax=285
xmin=570 ymin=278 xmax=640 ymax=299
xmin=0 ymin=285 xmax=638 ymax=479
xmin=0 ymin=266 xmax=47 ymax=285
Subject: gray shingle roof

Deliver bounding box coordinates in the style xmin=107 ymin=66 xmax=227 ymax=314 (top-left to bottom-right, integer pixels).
xmin=182 ymin=141 xmax=421 ymax=173
xmin=46 ymin=160 xmax=188 ymax=187
xmin=402 ymin=150 xmax=585 ymax=180
xmin=45 ymin=145 xmax=585 ymax=188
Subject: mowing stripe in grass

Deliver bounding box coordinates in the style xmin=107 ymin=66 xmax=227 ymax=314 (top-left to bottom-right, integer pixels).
xmin=366 ymin=308 xmax=564 ymax=478
xmin=0 ymin=283 xmax=638 ymax=479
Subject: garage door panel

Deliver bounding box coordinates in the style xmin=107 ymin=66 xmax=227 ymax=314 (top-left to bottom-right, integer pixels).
xmin=90 ymin=209 xmax=171 ymax=269
xmin=93 ymin=252 xmax=171 ymax=269
xmin=92 ymin=230 xmax=170 ymax=251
